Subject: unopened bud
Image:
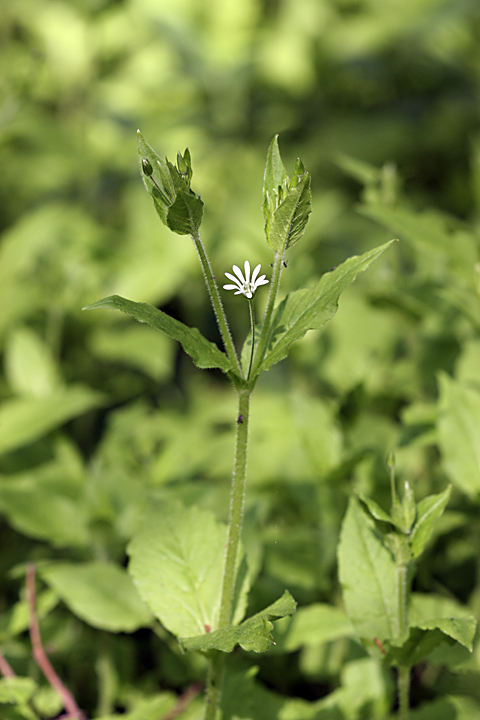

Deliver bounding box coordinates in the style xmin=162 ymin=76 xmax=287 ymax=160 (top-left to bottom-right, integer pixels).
xmin=142 ymin=158 xmax=153 ymax=176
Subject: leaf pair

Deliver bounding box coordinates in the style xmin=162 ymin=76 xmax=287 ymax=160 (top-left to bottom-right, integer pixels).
xmin=338 ymin=495 xmax=476 ymax=665
xmin=127 ymin=502 xmax=295 ymax=654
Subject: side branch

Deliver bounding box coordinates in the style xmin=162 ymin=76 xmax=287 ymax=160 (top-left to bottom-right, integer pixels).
xmin=26 ymin=563 xmax=87 ymax=720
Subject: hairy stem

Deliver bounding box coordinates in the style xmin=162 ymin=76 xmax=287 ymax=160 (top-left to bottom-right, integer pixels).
xmin=190 ymin=227 xmax=243 ymax=378
xmin=203 ymin=390 xmax=251 ymax=719
xmin=397 ymin=665 xmax=411 ymax=720
xmin=396 ymin=563 xmax=409 ymax=642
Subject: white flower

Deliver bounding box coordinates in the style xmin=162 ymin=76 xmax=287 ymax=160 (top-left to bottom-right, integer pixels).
xmin=223 ymin=261 xmax=269 ymax=299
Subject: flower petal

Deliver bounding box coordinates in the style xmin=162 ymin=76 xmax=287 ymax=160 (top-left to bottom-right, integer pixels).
xmin=243 ymin=260 xmax=251 ymax=284
xmin=224 ymin=272 xmax=242 ymax=285
xmin=251 ymin=264 xmax=261 ymax=284
xmin=232 ymin=265 xmax=245 ymax=283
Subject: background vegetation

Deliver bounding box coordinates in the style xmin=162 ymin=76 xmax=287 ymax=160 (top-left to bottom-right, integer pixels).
xmin=1 ymin=0 xmax=480 ymax=717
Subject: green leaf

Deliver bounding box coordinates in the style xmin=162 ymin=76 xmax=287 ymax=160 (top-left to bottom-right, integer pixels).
xmin=262 ymin=135 xmax=311 ymax=252
xmin=260 ymin=240 xmax=395 ymax=373
xmin=40 ymin=562 xmax=153 ymax=632
xmin=166 ymin=190 xmax=204 ymax=235
xmin=263 ymin=135 xmax=289 ymax=199
xmin=0 ymin=386 xmax=104 ymax=456
xmin=409 ymin=486 xmax=451 ymax=559
xmin=338 ymin=495 xmax=398 ymax=643
xmin=408 ymin=696 xmax=480 ymax=720
xmin=0 ymin=678 xmax=37 ymax=705
xmin=356 ymin=492 xmax=394 ymax=526
xmin=128 ymin=502 xmax=250 ymax=638
xmin=437 ymin=373 xmax=480 ymax=497
xmin=4 ymin=327 xmax=63 ymax=398
xmin=271 ymin=603 xmax=354 ymax=653
xmin=386 ymin=593 xmax=477 ymax=667
xmin=179 ymin=591 xmax=296 ymax=654
xmin=267 ymin=174 xmax=312 ymax=252
xmin=137 ymin=131 xmax=203 ymax=234
xmin=83 ymin=295 xmax=232 ymax=374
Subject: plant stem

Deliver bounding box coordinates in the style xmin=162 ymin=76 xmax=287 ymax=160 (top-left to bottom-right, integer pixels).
xmin=396 ymin=563 xmax=409 ymax=642
xmin=397 ymin=665 xmax=411 ymax=720
xmin=203 ymin=652 xmax=225 ymax=720
xmin=219 ymin=389 xmax=251 ymax=627
xmin=203 ymin=390 xmax=251 ymax=720
xmin=251 ymin=249 xmax=284 ymax=375
xmin=247 ymin=299 xmax=255 ymax=380
xmin=190 ymin=227 xmax=243 ymax=378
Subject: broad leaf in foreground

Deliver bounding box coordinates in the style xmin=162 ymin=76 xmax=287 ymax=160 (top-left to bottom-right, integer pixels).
xmin=128 ymin=503 xmax=250 ymax=638
xmin=83 ymin=295 xmax=232 ymax=374
xmin=179 ymin=591 xmax=296 ymax=654
xmin=338 ymin=495 xmax=398 ymax=643
xmin=260 ymin=240 xmax=395 ymax=373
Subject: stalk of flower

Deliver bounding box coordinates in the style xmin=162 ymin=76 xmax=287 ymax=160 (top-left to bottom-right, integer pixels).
xmin=223 ymin=261 xmax=269 ymax=380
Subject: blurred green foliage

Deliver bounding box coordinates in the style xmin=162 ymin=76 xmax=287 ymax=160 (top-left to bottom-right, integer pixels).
xmin=1 ymin=0 xmax=480 ymax=717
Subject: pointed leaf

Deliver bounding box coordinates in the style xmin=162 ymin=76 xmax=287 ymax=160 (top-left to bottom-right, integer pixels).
xmin=266 ymin=174 xmax=312 ymax=252
xmin=338 ymin=495 xmax=398 ymax=643
xmin=179 ymin=591 xmax=296 ymax=654
xmin=356 ymin=492 xmax=395 ymax=526
xmin=128 ymin=503 xmax=249 ymax=638
xmin=263 ymin=135 xmax=288 ymax=199
xmin=260 ymin=240 xmax=395 ymax=372
xmin=409 ymin=486 xmax=451 ymax=559
xmin=83 ymin=295 xmax=232 ymax=374
xmin=166 ymin=190 xmax=204 ymax=235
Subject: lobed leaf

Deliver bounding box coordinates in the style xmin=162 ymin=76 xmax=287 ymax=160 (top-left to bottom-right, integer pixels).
xmin=260 ymin=240 xmax=395 ymax=373
xmin=83 ymin=295 xmax=232 ymax=374
xmin=179 ymin=591 xmax=296 ymax=654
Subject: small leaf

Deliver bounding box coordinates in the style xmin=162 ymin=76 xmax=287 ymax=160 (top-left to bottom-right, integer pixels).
xmin=40 ymin=562 xmax=153 ymax=632
xmin=128 ymin=502 xmax=250 ymax=638
xmin=356 ymin=492 xmax=394 ymax=526
xmin=409 ymin=486 xmax=451 ymax=559
xmin=179 ymin=591 xmax=296 ymax=654
xmin=263 ymin=135 xmax=288 ymax=199
xmin=0 ymin=677 xmax=37 ymax=705
xmin=338 ymin=495 xmax=398 ymax=643
xmin=166 ymin=190 xmax=204 ymax=235
xmin=266 ymin=174 xmax=312 ymax=252
xmin=260 ymin=240 xmax=395 ymax=373
xmin=83 ymin=295 xmax=232 ymax=374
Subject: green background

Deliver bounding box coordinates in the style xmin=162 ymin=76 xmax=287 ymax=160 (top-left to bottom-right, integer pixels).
xmin=1 ymin=0 xmax=480 ymax=717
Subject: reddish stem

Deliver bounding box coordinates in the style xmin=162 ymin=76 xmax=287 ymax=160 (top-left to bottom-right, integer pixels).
xmin=26 ymin=563 xmax=86 ymax=720
xmin=161 ymin=683 xmax=202 ymax=720
xmin=0 ymin=650 xmax=16 ymax=678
